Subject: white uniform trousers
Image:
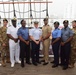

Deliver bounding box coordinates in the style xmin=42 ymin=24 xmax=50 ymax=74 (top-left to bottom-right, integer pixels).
xmin=9 ymin=40 xmax=20 ymax=64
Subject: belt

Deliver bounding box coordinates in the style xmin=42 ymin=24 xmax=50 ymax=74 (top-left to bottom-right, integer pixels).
xmin=36 ymin=40 xmax=39 ymax=41
xmin=25 ymin=40 xmax=29 ymax=41
xmin=31 ymin=40 xmax=39 ymax=41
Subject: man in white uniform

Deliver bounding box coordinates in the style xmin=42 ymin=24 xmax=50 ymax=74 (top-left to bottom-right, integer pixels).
xmin=7 ymin=18 xmax=21 ymax=67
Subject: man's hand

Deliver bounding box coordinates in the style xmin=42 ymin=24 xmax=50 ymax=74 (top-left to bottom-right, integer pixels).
xmin=25 ymin=41 xmax=29 ymax=45
xmin=61 ymin=42 xmax=65 ymax=46
xmin=35 ymin=41 xmax=39 ymax=45
xmin=51 ymin=42 xmax=54 ymax=45
xmin=41 ymin=38 xmax=45 ymax=42
xmin=14 ymin=38 xmax=18 ymax=43
xmin=2 ymin=43 xmax=6 ymax=47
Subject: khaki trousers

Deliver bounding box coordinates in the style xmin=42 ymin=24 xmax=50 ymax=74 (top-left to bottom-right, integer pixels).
xmin=43 ymin=39 xmax=50 ymax=62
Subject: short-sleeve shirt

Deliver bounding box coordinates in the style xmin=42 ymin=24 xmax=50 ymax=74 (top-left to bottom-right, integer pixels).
xmin=17 ymin=27 xmax=29 ymax=40
xmin=7 ymin=25 xmax=19 ymax=38
xmin=29 ymin=27 xmax=42 ymax=40
xmin=61 ymin=27 xmax=73 ymax=42
xmin=42 ymin=25 xmax=51 ymax=38
xmin=52 ymin=28 xmax=61 ymax=38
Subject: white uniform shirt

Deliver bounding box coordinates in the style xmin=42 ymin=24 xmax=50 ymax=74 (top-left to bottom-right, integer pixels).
xmin=7 ymin=25 xmax=19 ymax=43
xmin=29 ymin=27 xmax=42 ymax=40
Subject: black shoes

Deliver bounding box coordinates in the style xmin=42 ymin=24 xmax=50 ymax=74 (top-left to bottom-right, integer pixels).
xmin=62 ymin=66 xmax=68 ymax=70
xmin=43 ymin=62 xmax=48 ymax=65
xmin=33 ymin=63 xmax=38 ymax=66
xmin=36 ymin=61 xmax=41 ymax=64
xmin=40 ymin=60 xmax=45 ymax=62
xmin=59 ymin=63 xmax=64 ymax=66
xmin=21 ymin=63 xmax=25 ymax=68
xmin=26 ymin=62 xmax=31 ymax=65
xmin=50 ymin=61 xmax=54 ymax=64
xmin=52 ymin=64 xmax=58 ymax=68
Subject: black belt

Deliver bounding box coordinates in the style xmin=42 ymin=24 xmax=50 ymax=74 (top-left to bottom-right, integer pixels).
xmin=25 ymin=40 xmax=29 ymax=41
xmin=36 ymin=40 xmax=39 ymax=41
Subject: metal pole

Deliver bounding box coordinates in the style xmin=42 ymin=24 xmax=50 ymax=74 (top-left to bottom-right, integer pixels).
xmin=30 ymin=0 xmax=33 ymax=24
xmin=13 ymin=0 xmax=16 ymax=17
xmin=46 ymin=0 xmax=49 ymax=18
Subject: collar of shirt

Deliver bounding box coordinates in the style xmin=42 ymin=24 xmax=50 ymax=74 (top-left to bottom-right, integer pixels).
xmin=64 ymin=26 xmax=69 ymax=30
xmin=21 ymin=27 xmax=27 ymax=29
xmin=34 ymin=27 xmax=39 ymax=29
xmin=43 ymin=24 xmax=49 ymax=27
xmin=54 ymin=28 xmax=59 ymax=30
xmin=11 ymin=25 xmax=17 ymax=28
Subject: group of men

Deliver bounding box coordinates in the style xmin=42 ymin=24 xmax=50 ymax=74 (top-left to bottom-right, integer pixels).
xmin=0 ymin=17 xmax=75 ymax=70
xmin=51 ymin=20 xmax=74 ymax=70
xmin=0 ymin=17 xmax=51 ymax=68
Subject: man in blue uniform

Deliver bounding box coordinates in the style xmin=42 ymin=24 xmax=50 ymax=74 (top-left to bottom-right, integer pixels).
xmin=51 ymin=21 xmax=61 ymax=68
xmin=60 ymin=20 xmax=73 ymax=70
xmin=17 ymin=19 xmax=31 ymax=67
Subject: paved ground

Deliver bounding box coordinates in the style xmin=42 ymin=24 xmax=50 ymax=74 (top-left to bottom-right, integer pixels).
xmin=0 ymin=58 xmax=76 ymax=75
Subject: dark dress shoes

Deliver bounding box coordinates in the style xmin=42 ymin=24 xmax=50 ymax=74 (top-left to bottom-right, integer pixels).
xmin=26 ymin=62 xmax=31 ymax=65
xmin=33 ymin=63 xmax=38 ymax=66
xmin=50 ymin=61 xmax=54 ymax=64
xmin=52 ymin=64 xmax=58 ymax=68
xmin=21 ymin=63 xmax=25 ymax=68
xmin=40 ymin=60 xmax=45 ymax=62
xmin=62 ymin=66 xmax=68 ymax=70
xmin=43 ymin=62 xmax=48 ymax=65
xmin=36 ymin=61 xmax=41 ymax=64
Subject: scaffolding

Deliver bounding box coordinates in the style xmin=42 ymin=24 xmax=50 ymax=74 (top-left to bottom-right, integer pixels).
xmin=0 ymin=0 xmax=52 ymax=27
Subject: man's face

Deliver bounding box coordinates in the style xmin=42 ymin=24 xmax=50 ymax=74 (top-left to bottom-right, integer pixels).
xmin=3 ymin=21 xmax=8 ymax=26
xmin=72 ymin=22 xmax=76 ymax=28
xmin=44 ymin=20 xmax=48 ymax=25
xmin=12 ymin=21 xmax=17 ymax=26
xmin=64 ymin=23 xmax=68 ymax=27
xmin=54 ymin=24 xmax=59 ymax=28
xmin=21 ymin=20 xmax=26 ymax=27
xmin=34 ymin=23 xmax=38 ymax=28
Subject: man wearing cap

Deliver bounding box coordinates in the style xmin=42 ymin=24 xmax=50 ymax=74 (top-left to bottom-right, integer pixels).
xmin=17 ymin=19 xmax=31 ymax=67
xmin=51 ymin=21 xmax=61 ymax=68
xmin=29 ymin=21 xmax=42 ymax=66
xmin=7 ymin=18 xmax=21 ymax=67
xmin=41 ymin=18 xmax=52 ymax=65
xmin=0 ymin=18 xmax=10 ymax=67
xmin=60 ymin=20 xmax=73 ymax=70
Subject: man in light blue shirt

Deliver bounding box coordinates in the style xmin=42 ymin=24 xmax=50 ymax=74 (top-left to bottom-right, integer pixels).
xmin=29 ymin=21 xmax=42 ymax=66
xmin=51 ymin=21 xmax=61 ymax=68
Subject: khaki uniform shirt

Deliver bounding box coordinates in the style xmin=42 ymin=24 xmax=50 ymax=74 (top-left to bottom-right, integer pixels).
xmin=42 ymin=25 xmax=51 ymax=39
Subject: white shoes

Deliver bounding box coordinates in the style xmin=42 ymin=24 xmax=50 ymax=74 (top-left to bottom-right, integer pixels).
xmin=11 ymin=60 xmax=21 ymax=67
xmin=11 ymin=63 xmax=14 ymax=68
xmin=16 ymin=60 xmax=21 ymax=64
xmin=0 ymin=63 xmax=2 ymax=66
